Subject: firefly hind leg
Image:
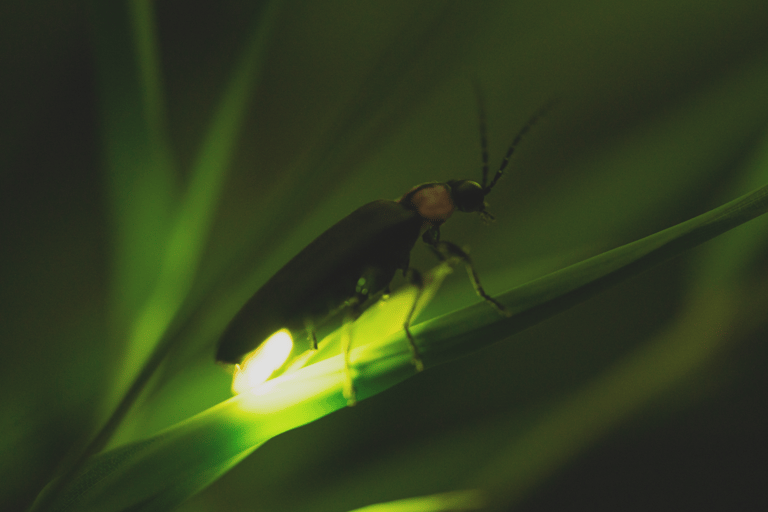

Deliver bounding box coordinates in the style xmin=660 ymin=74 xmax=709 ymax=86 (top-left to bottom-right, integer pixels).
xmin=430 ymin=240 xmax=511 ymax=317
xmin=343 ymin=268 xmax=426 ymax=403
xmin=341 ymin=297 xmax=363 ymax=406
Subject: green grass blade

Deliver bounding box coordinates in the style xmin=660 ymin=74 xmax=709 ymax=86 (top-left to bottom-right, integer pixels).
xmin=33 ymin=5 xmax=178 ymax=510
xmin=31 ymin=4 xmax=284 ymax=511
xmin=74 ymin=0 xmax=282 ymax=478
xmin=30 ymin=359 xmax=352 ymax=512
xmin=345 ymin=490 xmax=486 ymax=512
xmin=412 ymin=182 xmax=768 ymax=367
xmin=91 ymin=0 xmax=176 ymax=354
xmin=690 ymin=129 xmax=768 ymax=289
xmin=30 ymin=181 xmax=768 ymax=512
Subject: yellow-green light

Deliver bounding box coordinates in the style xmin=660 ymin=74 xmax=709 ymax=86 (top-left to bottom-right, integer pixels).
xmin=232 ymin=329 xmax=294 ymax=394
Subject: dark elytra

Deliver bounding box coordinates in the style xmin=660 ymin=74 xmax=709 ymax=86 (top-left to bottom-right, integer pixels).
xmin=216 ymin=100 xmax=552 ymax=367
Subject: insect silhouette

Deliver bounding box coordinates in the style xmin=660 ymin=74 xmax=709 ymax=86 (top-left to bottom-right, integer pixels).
xmin=217 ymin=98 xmax=550 ymax=404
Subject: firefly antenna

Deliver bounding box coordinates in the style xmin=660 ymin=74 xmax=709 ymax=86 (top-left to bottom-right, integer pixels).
xmin=476 ymin=87 xmax=490 ymax=190
xmin=483 ymin=100 xmax=557 ymax=195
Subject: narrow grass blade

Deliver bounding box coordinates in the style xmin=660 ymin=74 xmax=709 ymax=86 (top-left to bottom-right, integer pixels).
xmin=32 ymin=4 xmax=284 ymax=511
xmin=411 ymin=182 xmax=768 ymax=367
xmin=122 ymin=0 xmax=283 ymax=383
xmin=346 ymin=489 xmax=486 ymax=512
xmin=91 ymin=0 xmax=177 ymax=352
xmin=30 ymin=182 xmax=768 ymax=512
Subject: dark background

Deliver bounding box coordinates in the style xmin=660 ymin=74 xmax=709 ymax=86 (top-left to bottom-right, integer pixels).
xmin=2 ymin=1 xmax=768 ymax=511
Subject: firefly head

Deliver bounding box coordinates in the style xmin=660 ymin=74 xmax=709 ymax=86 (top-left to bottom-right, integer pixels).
xmin=447 ymin=180 xmax=486 ymax=213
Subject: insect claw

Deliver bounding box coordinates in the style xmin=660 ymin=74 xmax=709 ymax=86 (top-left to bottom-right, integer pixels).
xmin=490 ymin=297 xmax=512 ymax=317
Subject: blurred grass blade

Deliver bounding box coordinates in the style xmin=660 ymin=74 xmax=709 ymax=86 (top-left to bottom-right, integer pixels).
xmin=91 ymin=0 xmax=177 ymax=366
xmin=31 ymin=3 xmax=284 ymax=512
xmin=30 ymin=183 xmax=768 ymax=512
xmin=691 ymin=128 xmax=768 ymax=288
xmin=476 ymin=289 xmax=736 ymax=510
xmin=80 ymin=0 xmax=280 ymax=476
xmin=120 ymin=0 xmax=283 ymax=391
xmin=346 ymin=489 xmax=486 ymax=512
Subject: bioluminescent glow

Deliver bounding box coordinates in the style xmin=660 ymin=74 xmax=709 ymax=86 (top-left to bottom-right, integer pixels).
xmin=232 ymin=329 xmax=293 ymax=394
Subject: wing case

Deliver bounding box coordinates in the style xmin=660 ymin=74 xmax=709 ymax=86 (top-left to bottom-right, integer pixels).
xmin=216 ymin=199 xmax=422 ymax=363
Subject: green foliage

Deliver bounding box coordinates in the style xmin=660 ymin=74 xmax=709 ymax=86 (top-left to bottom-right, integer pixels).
xmin=3 ymin=1 xmax=768 ymax=511
xmin=29 ymin=180 xmax=768 ymax=512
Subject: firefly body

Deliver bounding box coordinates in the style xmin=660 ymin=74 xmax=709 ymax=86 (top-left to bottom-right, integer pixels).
xmin=216 ymin=180 xmax=488 ymax=365
xmin=216 ymin=100 xmax=550 ymax=400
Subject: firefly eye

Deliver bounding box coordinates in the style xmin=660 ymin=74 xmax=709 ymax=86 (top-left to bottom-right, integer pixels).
xmin=447 ymin=180 xmax=486 ymax=213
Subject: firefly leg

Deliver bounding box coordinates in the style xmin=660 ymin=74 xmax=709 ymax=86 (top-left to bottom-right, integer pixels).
xmin=341 ymin=266 xmax=397 ymax=406
xmin=341 ymin=297 xmax=362 ymax=406
xmin=402 ymin=268 xmax=426 ymax=372
xmin=430 ymin=240 xmax=511 ymax=317
xmin=305 ymin=321 xmax=318 ymax=350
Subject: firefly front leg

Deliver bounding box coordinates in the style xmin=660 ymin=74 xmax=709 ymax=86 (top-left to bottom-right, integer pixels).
xmin=430 ymin=240 xmax=511 ymax=317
